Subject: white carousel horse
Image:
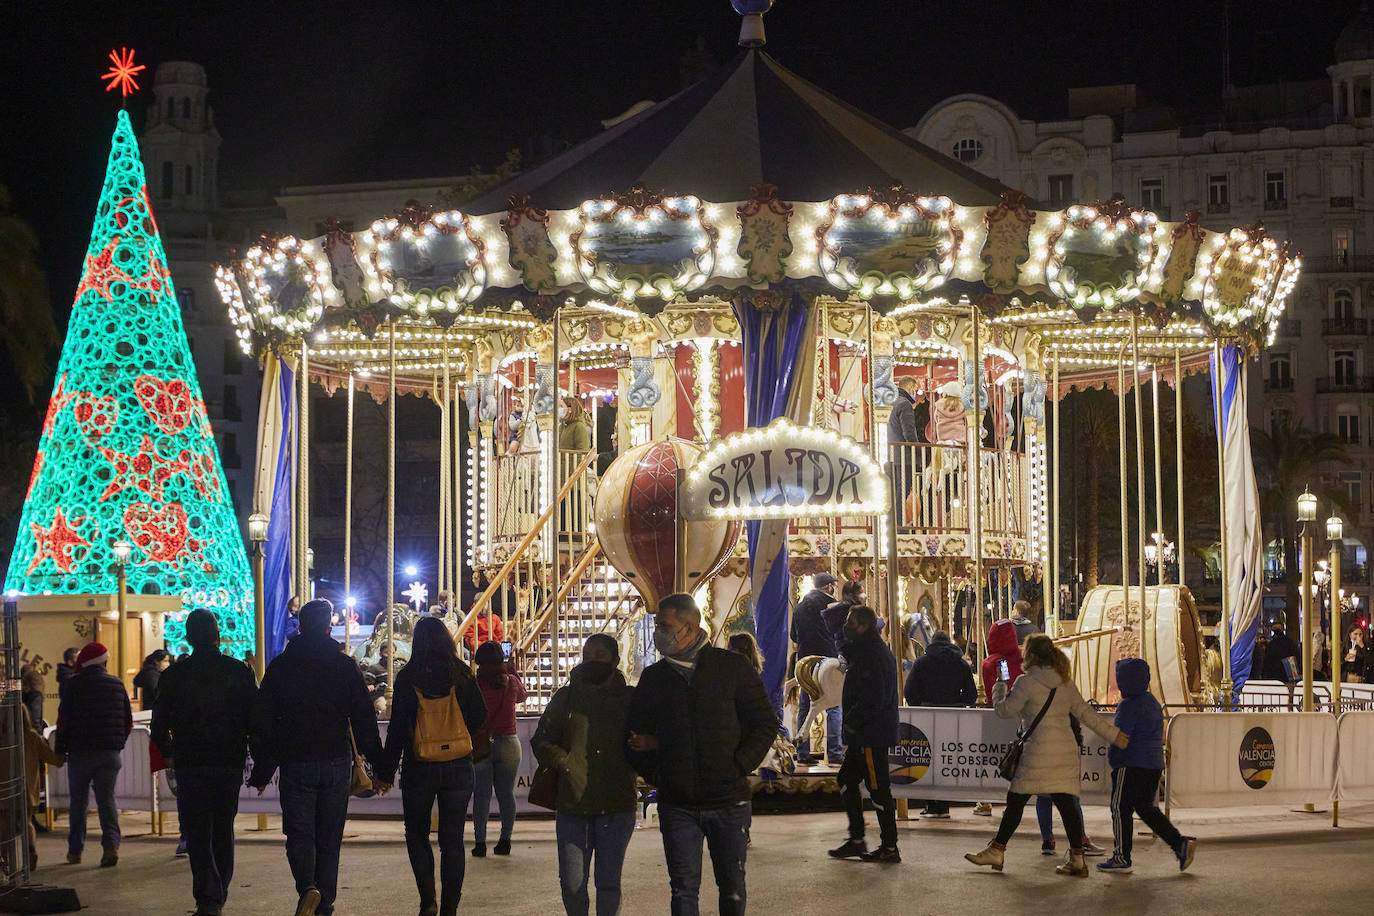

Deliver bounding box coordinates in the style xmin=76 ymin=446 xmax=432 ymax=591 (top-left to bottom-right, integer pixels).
xmin=785 ymin=654 xmax=845 ymax=756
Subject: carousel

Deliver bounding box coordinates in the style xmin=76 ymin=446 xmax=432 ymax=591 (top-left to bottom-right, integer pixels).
xmin=217 ymin=4 xmax=1298 ymax=716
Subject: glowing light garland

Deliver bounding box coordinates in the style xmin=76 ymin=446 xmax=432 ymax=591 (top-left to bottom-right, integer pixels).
xmin=5 ymin=112 xmax=253 ymax=653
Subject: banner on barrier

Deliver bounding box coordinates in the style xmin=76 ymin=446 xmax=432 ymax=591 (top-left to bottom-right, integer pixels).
xmin=1335 ymin=711 xmax=1374 ymax=802
xmin=1166 ymin=712 xmax=1335 ymax=808
xmin=888 ymin=707 xmax=1112 ymax=804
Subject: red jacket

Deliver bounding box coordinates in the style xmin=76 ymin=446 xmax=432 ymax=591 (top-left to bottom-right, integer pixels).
xmin=981 ymin=619 xmax=1024 ymax=703
xmin=463 ymin=613 xmax=504 ymax=651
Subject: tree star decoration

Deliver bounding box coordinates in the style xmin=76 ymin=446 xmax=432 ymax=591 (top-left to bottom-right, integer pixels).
xmin=101 ymin=47 xmax=145 ymax=99
xmin=403 ymin=581 xmax=428 ymax=610
xmin=26 ymin=509 xmax=91 ymax=576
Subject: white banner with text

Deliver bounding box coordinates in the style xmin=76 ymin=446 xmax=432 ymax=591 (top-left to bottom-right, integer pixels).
xmin=1165 ymin=712 xmax=1336 ymax=808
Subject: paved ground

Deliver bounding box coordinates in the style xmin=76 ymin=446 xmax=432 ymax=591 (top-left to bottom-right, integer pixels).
xmin=29 ymin=801 xmax=1374 ymax=915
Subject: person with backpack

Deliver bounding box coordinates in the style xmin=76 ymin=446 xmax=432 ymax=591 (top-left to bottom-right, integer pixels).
xmin=1096 ymin=658 xmax=1196 ymax=874
xmin=470 ymin=640 xmax=527 ymax=857
xmin=532 ymin=633 xmax=638 ymax=916
xmin=249 ymin=599 xmax=383 ymax=916
xmin=375 ymin=617 xmax=487 ymax=916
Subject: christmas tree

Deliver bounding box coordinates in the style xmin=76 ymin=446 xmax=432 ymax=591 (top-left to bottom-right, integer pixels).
xmin=4 ymin=110 xmax=253 ymax=654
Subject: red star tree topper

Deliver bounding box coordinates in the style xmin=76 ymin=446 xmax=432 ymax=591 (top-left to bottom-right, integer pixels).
xmin=4 ymin=109 xmax=253 ymax=655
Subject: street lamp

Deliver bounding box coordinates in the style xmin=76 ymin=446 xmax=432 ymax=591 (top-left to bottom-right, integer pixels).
xmin=1297 ymin=489 xmax=1317 ymax=713
xmin=248 ymin=512 xmax=269 ymax=680
xmin=111 ymin=540 xmax=132 ymax=688
xmin=1327 ymin=513 xmax=1344 ymax=826
xmin=305 ymin=547 xmax=316 ymax=600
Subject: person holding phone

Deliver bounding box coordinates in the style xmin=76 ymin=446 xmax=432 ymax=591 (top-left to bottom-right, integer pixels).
xmin=470 ymin=640 xmax=526 ymax=857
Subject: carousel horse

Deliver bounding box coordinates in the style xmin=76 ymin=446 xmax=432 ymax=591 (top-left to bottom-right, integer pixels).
xmin=786 ymin=654 xmax=845 ymax=756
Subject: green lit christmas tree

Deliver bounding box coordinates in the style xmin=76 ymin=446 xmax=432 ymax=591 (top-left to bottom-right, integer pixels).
xmin=4 ymin=108 xmax=253 ymax=654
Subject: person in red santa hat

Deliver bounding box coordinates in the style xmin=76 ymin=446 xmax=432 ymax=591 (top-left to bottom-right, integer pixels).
xmin=55 ymin=641 xmax=132 ymax=866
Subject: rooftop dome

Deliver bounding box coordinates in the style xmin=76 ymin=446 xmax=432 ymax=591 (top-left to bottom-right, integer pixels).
xmin=1336 ymin=3 xmax=1374 ymax=63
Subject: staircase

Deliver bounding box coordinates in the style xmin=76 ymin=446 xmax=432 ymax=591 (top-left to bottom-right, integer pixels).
xmin=516 ymin=549 xmax=642 ymax=714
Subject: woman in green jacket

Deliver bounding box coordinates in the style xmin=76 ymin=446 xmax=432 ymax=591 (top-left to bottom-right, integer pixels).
xmin=558 ymin=396 xmax=591 ymax=451
xmin=531 ymin=633 xmax=637 ymax=916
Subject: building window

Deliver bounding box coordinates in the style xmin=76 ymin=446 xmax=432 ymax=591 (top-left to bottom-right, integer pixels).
xmin=222 ymin=432 xmax=240 ymax=469
xmin=1139 ymin=178 xmax=1164 ymax=213
xmin=1334 ymin=349 xmax=1358 ymax=386
xmin=1208 ymin=174 xmax=1230 ymax=212
xmin=176 ymin=287 xmax=196 ymax=315
xmin=184 ymin=165 xmax=193 ymax=196
xmin=1338 ymin=413 xmax=1361 ymax=444
xmin=1268 ymin=353 xmax=1292 ymax=388
xmin=1341 ymin=470 xmax=1362 ymax=509
xmin=182 ymin=97 xmax=191 ymax=119
xmin=1265 ymin=170 xmax=1287 ymax=208
xmin=161 ymin=161 xmax=173 ymax=199
xmin=222 ymin=339 xmax=242 ymax=375
xmin=223 ymin=385 xmax=241 ymax=421
xmin=1334 ymin=289 xmax=1356 ymax=321
xmin=1048 ymin=174 xmax=1074 ymax=207
xmin=952 ymin=138 xmax=984 ymax=162
xmin=1334 ymin=229 xmax=1352 ymax=265
xmin=1270 ymin=407 xmax=1293 ymax=436
xmin=165 ymin=97 xmax=173 ymax=118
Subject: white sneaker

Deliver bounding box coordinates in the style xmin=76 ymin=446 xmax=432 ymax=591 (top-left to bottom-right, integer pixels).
xmin=973 ymin=802 xmax=993 ymax=816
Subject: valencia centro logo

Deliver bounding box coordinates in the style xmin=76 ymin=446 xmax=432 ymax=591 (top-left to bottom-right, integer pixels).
xmin=1238 ymin=726 xmax=1276 ymax=789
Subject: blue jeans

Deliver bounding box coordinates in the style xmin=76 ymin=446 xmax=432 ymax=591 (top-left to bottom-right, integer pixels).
xmin=556 ymin=811 xmax=636 ymax=916
xmin=67 ymin=750 xmax=122 ymax=856
xmin=279 ymin=758 xmax=352 ymax=916
xmin=471 ymin=734 xmax=520 ymax=844
xmin=1036 ymin=794 xmax=1088 ymax=844
xmin=795 ymin=693 xmax=842 ymax=760
xmin=176 ymin=766 xmax=243 ymax=912
xmin=402 ymin=757 xmax=474 ymax=915
xmin=659 ymin=802 xmax=750 ymax=916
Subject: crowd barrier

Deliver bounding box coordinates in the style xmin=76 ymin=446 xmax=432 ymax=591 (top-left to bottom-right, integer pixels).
xmin=1164 ymin=712 xmax=1336 ymax=808
xmin=1236 ymin=679 xmax=1374 ymax=712
xmin=1335 ymin=711 xmax=1374 ymax=802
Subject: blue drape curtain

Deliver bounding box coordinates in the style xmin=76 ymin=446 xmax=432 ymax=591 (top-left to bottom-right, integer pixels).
xmin=264 ymin=358 xmax=295 ymax=662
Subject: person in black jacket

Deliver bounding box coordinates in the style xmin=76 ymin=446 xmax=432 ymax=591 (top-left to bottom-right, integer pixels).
xmin=375 ymin=617 xmax=486 ymax=916
xmin=790 ymin=572 xmax=840 ymax=763
xmin=904 ymin=630 xmax=976 ymax=818
xmin=152 ymin=609 xmax=258 ymax=916
xmin=887 ymin=376 xmax=928 ymax=526
xmin=132 ymin=649 xmax=170 ymax=707
xmin=829 ymin=605 xmax=901 ymax=863
xmin=249 ymin=599 xmax=383 ymax=916
xmin=1261 ymin=624 xmax=1302 ymax=682
xmin=626 ymin=593 xmax=776 ymax=915
xmin=55 ymin=642 xmax=132 ymax=867
xmin=55 ymin=647 xmax=78 ymax=701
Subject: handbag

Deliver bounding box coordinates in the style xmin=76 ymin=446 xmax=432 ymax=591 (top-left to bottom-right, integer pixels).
xmin=413 ymin=687 xmax=473 ymax=762
xmin=471 ymin=677 xmax=504 ymax=763
xmin=998 ymin=687 xmax=1056 ymax=782
xmin=528 ymin=689 xmax=573 ymax=811
xmin=349 ymin=727 xmax=375 ymax=798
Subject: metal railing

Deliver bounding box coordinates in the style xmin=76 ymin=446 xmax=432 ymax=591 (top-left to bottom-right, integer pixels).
xmin=1316 ymin=376 xmax=1374 ymax=394
xmin=1263 ymin=377 xmax=1294 ymax=393
xmin=1323 ymin=318 xmax=1368 ymax=336
xmin=1303 ymin=255 xmax=1374 ymax=274
xmin=886 ymin=441 xmax=1026 ymax=538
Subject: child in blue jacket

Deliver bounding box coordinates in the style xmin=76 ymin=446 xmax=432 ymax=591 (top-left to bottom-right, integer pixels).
xmin=1098 ymin=657 xmax=1197 ymax=873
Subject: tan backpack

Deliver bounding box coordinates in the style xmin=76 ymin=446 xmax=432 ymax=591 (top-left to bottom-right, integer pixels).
xmin=412 ymin=687 xmax=472 ymax=762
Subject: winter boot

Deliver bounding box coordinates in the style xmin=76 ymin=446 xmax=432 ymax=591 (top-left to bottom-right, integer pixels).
xmin=964 ymin=841 xmax=1005 ymax=871
xmin=99 ymin=845 xmax=118 ymax=868
xmin=1056 ymin=847 xmax=1089 ymax=877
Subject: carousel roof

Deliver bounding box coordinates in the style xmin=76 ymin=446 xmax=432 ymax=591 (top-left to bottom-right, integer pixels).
xmin=463 ymin=49 xmax=1008 ymax=214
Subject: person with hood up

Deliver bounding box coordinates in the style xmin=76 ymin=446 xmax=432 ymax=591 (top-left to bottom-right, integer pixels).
xmin=965 ymin=634 xmax=1127 ymax=877
xmin=970 ymin=620 xmax=1024 ymax=818
xmin=375 ymin=616 xmax=487 ymax=916
xmin=1096 ymin=657 xmax=1196 ymax=874
xmin=827 ymin=605 xmax=901 ymax=863
xmin=790 ymin=572 xmax=840 ymax=764
xmin=532 ymin=633 xmax=638 ymax=916
xmin=904 ymin=630 xmax=976 ymax=818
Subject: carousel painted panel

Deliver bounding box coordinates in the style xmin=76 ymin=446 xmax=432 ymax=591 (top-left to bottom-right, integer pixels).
xmin=817 ymin=190 xmax=961 ymax=300
xmin=366 ymin=205 xmax=488 ymax=313
xmin=573 ymin=189 xmax=720 ymax=303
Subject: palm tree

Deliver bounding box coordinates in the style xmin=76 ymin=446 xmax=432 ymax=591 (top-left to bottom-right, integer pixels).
xmin=1252 ymin=420 xmax=1352 ymax=635
xmin=0 ymin=185 xmax=58 ymax=402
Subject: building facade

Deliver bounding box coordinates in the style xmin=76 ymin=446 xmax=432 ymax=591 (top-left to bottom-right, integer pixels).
xmin=910 ymin=10 xmax=1374 ymax=609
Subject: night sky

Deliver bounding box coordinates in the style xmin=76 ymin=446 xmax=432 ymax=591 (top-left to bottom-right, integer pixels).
xmin=3 ymin=0 xmax=1360 ymax=319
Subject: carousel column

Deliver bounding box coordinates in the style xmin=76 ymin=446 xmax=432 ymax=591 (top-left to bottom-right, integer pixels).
xmin=1021 ymin=348 xmax=1048 ymax=634
xmin=1051 ymin=352 xmax=1061 ymax=638
xmin=624 ymin=316 xmax=662 ymax=446
xmin=344 ymin=373 xmax=355 ymax=652
xmin=1117 ymin=348 xmax=1132 ymax=638
xmin=475 ymin=336 xmax=499 ymax=583
xmin=1175 ymin=350 xmax=1186 ymax=591
xmin=870 ymin=313 xmax=901 ymax=666
xmin=1131 ymin=313 xmax=1148 ymax=651
xmin=386 ymin=320 xmax=397 ymax=701
xmin=527 ymin=323 xmax=557 ymax=572
xmin=965 ymin=305 xmax=986 ymax=669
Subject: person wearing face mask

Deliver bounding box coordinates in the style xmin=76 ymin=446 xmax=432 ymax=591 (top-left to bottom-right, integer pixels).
xmin=626 ymin=594 xmax=777 ymax=916
xmin=558 ymin=396 xmax=591 ymax=451
xmin=532 ymin=634 xmax=638 ymax=916
xmin=828 ymin=605 xmax=901 ymax=864
xmin=1344 ymin=626 xmax=1368 ymax=683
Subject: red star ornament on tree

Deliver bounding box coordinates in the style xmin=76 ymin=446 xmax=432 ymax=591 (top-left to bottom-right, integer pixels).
xmin=26 ymin=508 xmax=91 ymax=575
xmin=99 ymin=435 xmax=188 ymax=502
xmin=101 ymin=47 xmax=145 ymax=99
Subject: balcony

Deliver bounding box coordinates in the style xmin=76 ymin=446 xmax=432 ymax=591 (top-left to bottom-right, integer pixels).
xmin=1264 ymin=198 xmax=1288 ymax=211
xmin=1302 ymin=255 xmax=1374 ymax=274
xmin=1331 ymin=196 xmax=1355 ymax=209
xmin=1323 ymin=317 xmax=1369 ymax=336
xmin=1276 ymin=318 xmax=1301 ymax=337
xmin=1316 ymin=376 xmax=1374 ymax=394
xmin=1207 ymin=202 xmax=1230 ymax=215
xmin=1263 ymin=377 xmax=1294 ymax=393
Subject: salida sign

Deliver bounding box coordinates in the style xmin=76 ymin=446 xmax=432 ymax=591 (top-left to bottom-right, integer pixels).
xmin=680 ymin=418 xmax=888 ymax=521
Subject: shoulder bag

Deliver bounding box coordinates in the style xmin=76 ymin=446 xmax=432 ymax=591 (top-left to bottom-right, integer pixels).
xmin=997 ymin=687 xmax=1056 ymax=782
xmin=470 ymin=677 xmax=501 ymax=762
xmin=528 ymin=689 xmax=572 ymax=810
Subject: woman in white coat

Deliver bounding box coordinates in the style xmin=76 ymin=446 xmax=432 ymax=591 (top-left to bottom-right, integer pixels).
xmin=965 ymin=634 xmax=1128 ymax=876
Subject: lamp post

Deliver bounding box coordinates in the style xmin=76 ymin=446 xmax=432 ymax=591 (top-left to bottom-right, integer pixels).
xmin=1327 ymin=515 xmax=1343 ymax=711
xmin=305 ymin=548 xmax=315 ymax=600
xmin=111 ymin=540 xmax=132 ymax=689
xmin=1297 ymin=488 xmax=1317 ymax=712
xmin=248 ymin=512 xmax=269 ymax=681
xmin=345 ymin=595 xmax=356 ymax=656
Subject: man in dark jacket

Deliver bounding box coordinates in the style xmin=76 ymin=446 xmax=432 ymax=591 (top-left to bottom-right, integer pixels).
xmin=249 ymin=599 xmax=382 ymax=916
xmin=1261 ymin=624 xmax=1302 ymax=682
xmin=627 ymin=593 xmax=776 ymax=915
xmin=790 ymin=572 xmax=840 ymax=763
xmin=829 ymin=605 xmax=901 ymax=863
xmin=55 ymin=642 xmax=132 ymax=866
xmin=1009 ymin=600 xmax=1039 ymax=644
xmin=888 ymin=376 xmax=927 ymax=527
xmin=153 ymin=609 xmax=258 ymax=916
xmin=56 ymin=647 xmax=78 ymax=701
xmin=904 ymin=630 xmax=976 ymax=818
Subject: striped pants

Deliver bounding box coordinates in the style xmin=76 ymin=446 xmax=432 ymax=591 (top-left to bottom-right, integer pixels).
xmin=1110 ymin=767 xmax=1182 ymax=862
xmin=838 ymin=745 xmax=898 ymax=849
